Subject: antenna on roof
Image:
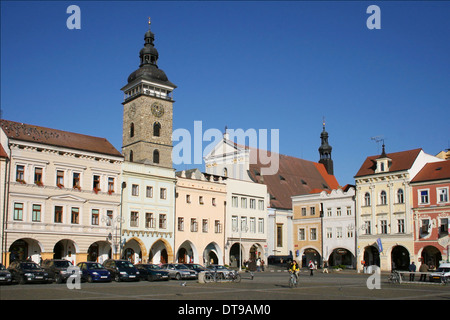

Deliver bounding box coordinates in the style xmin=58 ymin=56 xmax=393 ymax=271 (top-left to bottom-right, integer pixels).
xmin=371 ymin=136 xmax=386 ymax=153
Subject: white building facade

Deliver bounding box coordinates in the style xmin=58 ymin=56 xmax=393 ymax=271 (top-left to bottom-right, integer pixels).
xmin=321 ymin=186 xmax=356 ymax=268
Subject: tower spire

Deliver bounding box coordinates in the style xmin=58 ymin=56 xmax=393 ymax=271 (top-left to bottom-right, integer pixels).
xmin=318 ymin=119 xmax=334 ymax=175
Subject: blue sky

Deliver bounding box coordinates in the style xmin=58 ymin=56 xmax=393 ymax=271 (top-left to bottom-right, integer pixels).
xmin=1 ymin=1 xmax=449 ymax=185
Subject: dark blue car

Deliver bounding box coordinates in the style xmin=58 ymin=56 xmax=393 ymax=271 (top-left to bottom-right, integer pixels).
xmin=77 ymin=262 xmax=111 ymax=283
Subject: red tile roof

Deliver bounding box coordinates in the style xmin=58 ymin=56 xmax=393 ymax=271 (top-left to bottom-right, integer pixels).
xmin=411 ymin=160 xmax=450 ymax=183
xmin=1 ymin=119 xmax=122 ymax=158
xmin=248 ymin=151 xmax=339 ymax=210
xmin=355 ymin=148 xmax=422 ymax=178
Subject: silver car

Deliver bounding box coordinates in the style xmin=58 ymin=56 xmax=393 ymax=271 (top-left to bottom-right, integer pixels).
xmin=206 ymin=265 xmax=236 ymax=279
xmin=161 ymin=263 xmax=197 ymax=280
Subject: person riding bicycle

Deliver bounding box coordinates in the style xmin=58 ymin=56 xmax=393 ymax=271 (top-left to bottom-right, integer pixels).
xmin=289 ymin=260 xmax=300 ymax=282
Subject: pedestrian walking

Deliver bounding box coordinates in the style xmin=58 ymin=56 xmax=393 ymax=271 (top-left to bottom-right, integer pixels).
xmin=419 ymin=262 xmax=429 ymax=282
xmin=408 ymin=262 xmax=416 ymax=281
xmin=308 ymin=260 xmax=315 ymax=276
xmin=322 ymin=260 xmax=329 ymax=274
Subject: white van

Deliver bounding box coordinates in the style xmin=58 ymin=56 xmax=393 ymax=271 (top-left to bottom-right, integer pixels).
xmin=430 ymin=262 xmax=450 ymax=284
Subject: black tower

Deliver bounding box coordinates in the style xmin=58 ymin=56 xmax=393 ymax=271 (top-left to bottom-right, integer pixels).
xmin=318 ymin=120 xmax=334 ymax=175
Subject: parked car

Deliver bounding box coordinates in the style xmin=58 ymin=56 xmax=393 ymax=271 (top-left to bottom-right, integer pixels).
xmin=206 ymin=265 xmax=236 ymax=279
xmin=161 ymin=263 xmax=197 ymax=280
xmin=8 ymin=261 xmax=52 ymax=284
xmin=135 ymin=264 xmax=170 ymax=281
xmin=184 ymin=263 xmax=207 ymax=273
xmin=103 ymin=259 xmax=140 ymax=282
xmin=77 ymin=262 xmax=111 ymax=283
xmin=430 ymin=262 xmax=450 ymax=283
xmin=0 ymin=263 xmax=13 ymax=284
xmin=41 ymin=259 xmax=77 ymax=283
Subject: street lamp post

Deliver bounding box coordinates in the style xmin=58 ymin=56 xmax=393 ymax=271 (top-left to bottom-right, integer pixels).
xmin=101 ymin=214 xmax=125 ymax=260
xmin=232 ymin=216 xmax=248 ymax=272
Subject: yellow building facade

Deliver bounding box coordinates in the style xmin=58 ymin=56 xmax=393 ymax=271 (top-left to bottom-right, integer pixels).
xmin=292 ymin=195 xmax=322 ymax=267
xmin=355 ymin=147 xmax=443 ymax=272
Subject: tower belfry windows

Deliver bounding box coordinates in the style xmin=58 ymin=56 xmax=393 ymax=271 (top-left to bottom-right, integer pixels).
xmin=153 ymin=122 xmax=161 ymax=137
xmin=130 ymin=123 xmax=135 ymax=137
xmin=153 ymin=150 xmax=160 ymax=164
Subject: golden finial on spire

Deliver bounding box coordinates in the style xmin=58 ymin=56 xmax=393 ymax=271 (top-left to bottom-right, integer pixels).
xmin=148 ymin=17 xmax=151 ymax=27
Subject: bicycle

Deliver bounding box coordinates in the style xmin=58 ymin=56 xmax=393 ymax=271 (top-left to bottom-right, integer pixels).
xmin=227 ymin=271 xmax=241 ymax=283
xmin=289 ymin=271 xmax=298 ymax=288
xmin=388 ymin=270 xmax=401 ymax=284
xmin=204 ymin=271 xmax=218 ymax=283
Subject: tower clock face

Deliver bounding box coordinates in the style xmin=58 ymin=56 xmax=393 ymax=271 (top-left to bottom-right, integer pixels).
xmin=151 ymin=103 xmax=165 ymax=118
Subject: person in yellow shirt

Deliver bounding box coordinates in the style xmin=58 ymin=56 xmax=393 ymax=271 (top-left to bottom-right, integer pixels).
xmin=289 ymin=260 xmax=300 ymax=282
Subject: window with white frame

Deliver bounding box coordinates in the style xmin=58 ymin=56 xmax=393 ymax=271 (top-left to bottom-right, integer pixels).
xmin=437 ymin=187 xmax=449 ymax=203
xmin=310 ymin=228 xmax=317 ymax=240
xmin=397 ymin=189 xmax=404 ymax=204
xmin=364 ymin=221 xmax=371 ymax=234
xmin=241 ymin=197 xmax=247 ymax=209
xmin=240 ymin=217 xmax=248 ymax=232
xmin=258 ymin=200 xmax=264 ymax=210
xmin=177 ymin=217 xmax=184 ymax=231
xmin=336 ymin=227 xmax=343 ymax=238
xmin=439 ymin=218 xmax=448 ymax=236
xmin=347 ymin=228 xmax=354 ymax=238
xmin=202 ymin=219 xmax=208 ymax=233
xmin=13 ymin=203 xmax=23 ymax=221
xmin=232 ymin=196 xmax=238 ymax=208
xmin=71 ymin=207 xmax=79 ymax=224
xmin=298 ymin=228 xmax=305 ymax=241
xmin=146 ymin=186 xmax=153 ymax=198
xmin=380 ymin=190 xmax=387 ymax=205
xmin=130 ymin=211 xmax=139 ymax=227
xmin=380 ymin=220 xmax=388 ymax=234
xmin=146 ymin=213 xmax=155 ymax=228
xmin=346 ymin=206 xmax=352 ymax=216
xmin=301 ymin=207 xmax=307 ymax=216
xmin=250 ymin=199 xmax=256 ymax=209
xmin=16 ymin=165 xmax=25 ymax=182
xmin=34 ymin=167 xmax=43 ymax=185
xmin=326 ymin=227 xmax=332 ymax=239
xmin=190 ymin=218 xmax=198 ymax=232
xmin=160 ymin=188 xmax=167 ymax=200
xmin=419 ymin=189 xmax=429 ymax=204
xmin=91 ymin=209 xmax=99 ymax=225
xmin=420 ymin=219 xmax=430 ymax=237
xmin=159 ymin=214 xmax=167 ymax=229
xmin=258 ymin=218 xmax=264 ymax=233
xmin=215 ymin=220 xmax=222 ymax=233
xmin=250 ymin=217 xmax=256 ymax=233
xmin=397 ymin=219 xmax=405 ymax=234
xmin=231 ymin=216 xmax=238 ymax=231
xmin=32 ymin=204 xmax=41 ymax=222
xmin=132 ymin=184 xmax=139 ymax=196
xmin=364 ymin=192 xmax=371 ymax=206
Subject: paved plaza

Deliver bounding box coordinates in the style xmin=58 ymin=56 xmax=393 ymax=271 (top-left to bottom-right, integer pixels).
xmin=1 ymin=270 xmax=448 ymax=301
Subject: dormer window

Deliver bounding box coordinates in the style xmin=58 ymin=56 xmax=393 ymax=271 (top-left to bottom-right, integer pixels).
xmin=375 ymin=158 xmax=391 ymax=173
